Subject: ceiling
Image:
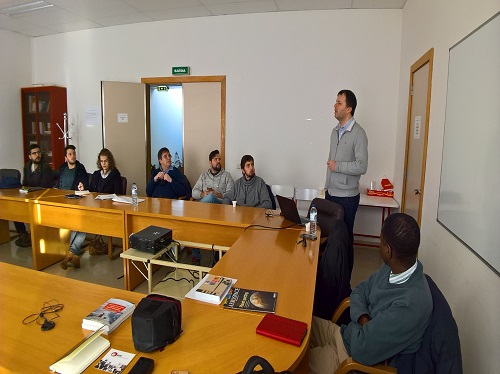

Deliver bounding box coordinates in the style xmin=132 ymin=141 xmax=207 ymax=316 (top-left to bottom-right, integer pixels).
xmin=0 ymin=0 xmax=407 ymax=37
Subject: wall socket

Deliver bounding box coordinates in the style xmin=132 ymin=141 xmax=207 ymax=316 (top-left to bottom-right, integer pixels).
xmin=236 ymin=163 xmax=240 ymax=169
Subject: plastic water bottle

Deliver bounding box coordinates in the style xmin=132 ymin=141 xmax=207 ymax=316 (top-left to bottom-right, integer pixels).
xmin=309 ymin=204 xmax=317 ymax=238
xmin=131 ymin=182 xmax=138 ymax=207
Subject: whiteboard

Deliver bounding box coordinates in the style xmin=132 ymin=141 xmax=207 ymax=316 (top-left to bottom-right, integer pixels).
xmin=437 ymin=12 xmax=500 ymax=276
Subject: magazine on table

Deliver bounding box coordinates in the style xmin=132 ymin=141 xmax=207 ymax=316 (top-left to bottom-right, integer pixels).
xmin=223 ymin=287 xmax=278 ymax=313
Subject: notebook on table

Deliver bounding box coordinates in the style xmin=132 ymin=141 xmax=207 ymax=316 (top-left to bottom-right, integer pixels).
xmin=275 ymin=195 xmax=310 ymax=226
xmin=256 ymin=313 xmax=308 ymax=347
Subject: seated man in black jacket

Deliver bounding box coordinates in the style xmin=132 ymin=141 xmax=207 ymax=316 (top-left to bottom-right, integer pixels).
xmin=14 ymin=144 xmax=53 ymax=247
xmin=146 ymin=147 xmax=188 ymax=199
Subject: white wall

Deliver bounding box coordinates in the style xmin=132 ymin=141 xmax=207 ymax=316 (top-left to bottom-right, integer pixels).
xmin=0 ymin=29 xmax=32 ymax=170
xmin=396 ymin=1 xmax=500 ymax=372
xmin=30 ymin=10 xmax=401 ymax=198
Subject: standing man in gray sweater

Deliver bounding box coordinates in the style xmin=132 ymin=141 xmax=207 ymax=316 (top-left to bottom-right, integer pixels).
xmin=325 ymin=89 xmax=368 ymax=244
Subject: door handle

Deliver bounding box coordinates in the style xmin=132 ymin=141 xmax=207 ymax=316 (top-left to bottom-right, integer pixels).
xmin=414 ymin=189 xmax=420 ymax=195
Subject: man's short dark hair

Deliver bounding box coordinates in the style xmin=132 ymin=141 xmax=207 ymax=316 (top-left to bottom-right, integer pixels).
xmin=240 ymin=154 xmax=254 ymax=169
xmin=209 ymin=150 xmax=220 ymax=161
xmin=157 ymin=147 xmax=170 ymax=161
xmin=338 ymin=89 xmax=357 ymax=116
xmin=64 ymin=144 xmax=76 ymax=156
xmin=381 ymin=213 xmax=420 ymax=262
xmin=28 ymin=143 xmax=40 ymax=153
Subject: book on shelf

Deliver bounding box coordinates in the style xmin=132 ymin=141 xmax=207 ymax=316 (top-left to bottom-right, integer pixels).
xmin=49 ymin=328 xmax=110 ymax=374
xmin=223 ymin=287 xmax=278 ymax=313
xmin=31 ymin=121 xmax=36 ymax=134
xmin=82 ymin=298 xmax=135 ymax=335
xmin=94 ymin=348 xmax=135 ymax=374
xmin=185 ymin=274 xmax=236 ymax=304
xmin=256 ymin=313 xmax=308 ymax=347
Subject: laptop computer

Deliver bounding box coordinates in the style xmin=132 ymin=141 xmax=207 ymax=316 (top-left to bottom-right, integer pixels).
xmin=276 ymin=195 xmax=310 ymax=226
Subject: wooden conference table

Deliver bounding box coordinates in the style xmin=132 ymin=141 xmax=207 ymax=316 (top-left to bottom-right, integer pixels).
xmin=0 ymin=212 xmax=318 ymax=373
xmin=0 ymin=189 xmax=265 ymax=289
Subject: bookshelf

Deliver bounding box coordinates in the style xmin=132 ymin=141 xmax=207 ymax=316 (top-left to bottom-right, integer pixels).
xmin=21 ymin=86 xmax=67 ymax=169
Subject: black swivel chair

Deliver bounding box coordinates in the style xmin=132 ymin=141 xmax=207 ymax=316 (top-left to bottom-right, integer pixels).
xmin=266 ymin=184 xmax=276 ymax=210
xmin=307 ymin=197 xmax=345 ymax=252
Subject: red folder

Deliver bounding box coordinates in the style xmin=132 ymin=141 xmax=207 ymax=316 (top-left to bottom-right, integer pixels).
xmin=256 ymin=313 xmax=308 ymax=347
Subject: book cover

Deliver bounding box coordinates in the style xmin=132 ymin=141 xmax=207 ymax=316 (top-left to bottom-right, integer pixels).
xmin=82 ymin=298 xmax=134 ymax=335
xmin=94 ymin=348 xmax=135 ymax=374
xmin=223 ymin=287 xmax=278 ymax=313
xmin=256 ymin=313 xmax=308 ymax=347
xmin=185 ymin=274 xmax=237 ymax=304
xmin=49 ymin=329 xmax=110 ymax=374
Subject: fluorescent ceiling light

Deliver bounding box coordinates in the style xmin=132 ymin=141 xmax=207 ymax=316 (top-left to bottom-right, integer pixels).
xmin=0 ymin=1 xmax=54 ymax=16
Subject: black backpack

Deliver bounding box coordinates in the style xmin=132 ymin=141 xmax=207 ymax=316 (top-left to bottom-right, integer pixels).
xmin=131 ymin=294 xmax=182 ymax=352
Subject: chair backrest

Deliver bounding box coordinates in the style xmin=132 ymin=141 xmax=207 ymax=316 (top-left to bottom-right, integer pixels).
xmin=271 ymin=185 xmax=294 ymax=209
xmin=266 ymin=184 xmax=276 ymax=210
xmin=307 ymin=198 xmax=344 ymax=239
xmin=294 ymin=188 xmax=319 ymax=217
xmin=87 ymin=173 xmax=93 ymax=189
xmin=0 ymin=169 xmax=21 ymax=188
xmin=396 ymin=275 xmax=463 ymax=373
xmin=121 ymin=176 xmax=127 ymax=195
xmin=313 ymin=220 xmax=352 ymax=322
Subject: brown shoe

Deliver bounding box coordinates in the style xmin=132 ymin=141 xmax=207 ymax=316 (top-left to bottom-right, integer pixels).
xmin=60 ymin=253 xmax=74 ymax=270
xmin=70 ymin=255 xmax=80 ymax=268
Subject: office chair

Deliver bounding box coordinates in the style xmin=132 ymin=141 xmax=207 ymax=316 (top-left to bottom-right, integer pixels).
xmin=294 ymin=187 xmax=319 ymax=217
xmin=120 ymin=176 xmax=127 ymax=195
xmin=332 ymin=275 xmax=463 ymax=374
xmin=266 ymin=184 xmax=276 ymax=210
xmin=0 ymin=168 xmax=21 ymax=188
xmin=313 ymin=220 xmax=352 ymax=323
xmin=270 ymin=185 xmax=294 ymax=209
xmin=307 ymin=198 xmax=345 ymax=251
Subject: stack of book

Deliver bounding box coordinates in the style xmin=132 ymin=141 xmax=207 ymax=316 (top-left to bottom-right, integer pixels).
xmin=185 ymin=274 xmax=236 ymax=304
xmin=82 ymin=298 xmax=135 ymax=335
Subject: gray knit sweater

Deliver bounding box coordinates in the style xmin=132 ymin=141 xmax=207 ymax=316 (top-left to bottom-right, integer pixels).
xmin=192 ymin=169 xmax=234 ymax=200
xmin=325 ymin=120 xmax=368 ymax=197
xmin=222 ymin=175 xmax=272 ymax=209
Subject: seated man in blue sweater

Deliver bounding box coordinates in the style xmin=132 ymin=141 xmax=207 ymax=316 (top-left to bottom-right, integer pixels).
xmin=146 ymin=147 xmax=188 ymax=199
xmin=309 ymin=213 xmax=433 ymax=373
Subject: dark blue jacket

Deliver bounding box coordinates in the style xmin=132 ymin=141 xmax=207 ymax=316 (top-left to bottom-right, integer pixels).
xmin=146 ymin=167 xmax=187 ymax=199
xmin=393 ymin=275 xmax=463 ymax=373
xmin=58 ymin=161 xmax=88 ymax=190
xmin=90 ymin=168 xmax=122 ymax=194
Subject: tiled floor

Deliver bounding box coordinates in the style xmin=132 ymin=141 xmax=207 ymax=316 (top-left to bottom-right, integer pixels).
xmin=0 ymin=232 xmax=383 ymax=297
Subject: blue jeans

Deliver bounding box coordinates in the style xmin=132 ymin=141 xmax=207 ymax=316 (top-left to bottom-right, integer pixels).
xmin=325 ymin=191 xmax=360 ymax=244
xmin=69 ymin=231 xmax=86 ymax=256
xmin=199 ymin=194 xmax=222 ymax=204
xmin=192 ymin=194 xmax=222 ymax=261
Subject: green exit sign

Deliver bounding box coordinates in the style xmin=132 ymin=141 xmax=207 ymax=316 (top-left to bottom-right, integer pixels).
xmin=172 ymin=66 xmax=190 ymax=75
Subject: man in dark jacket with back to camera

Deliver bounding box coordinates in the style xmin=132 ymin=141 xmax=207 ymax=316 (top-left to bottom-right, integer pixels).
xmin=309 ymin=213 xmax=433 ymax=373
xmin=14 ymin=143 xmax=53 ymax=247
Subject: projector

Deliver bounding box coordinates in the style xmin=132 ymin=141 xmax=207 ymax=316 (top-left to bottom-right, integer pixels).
xmin=129 ymin=225 xmax=172 ymax=254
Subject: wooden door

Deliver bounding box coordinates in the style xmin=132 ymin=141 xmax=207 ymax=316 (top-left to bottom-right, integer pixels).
xmin=401 ymin=49 xmax=434 ymax=224
xmin=101 ymin=81 xmax=147 ymax=194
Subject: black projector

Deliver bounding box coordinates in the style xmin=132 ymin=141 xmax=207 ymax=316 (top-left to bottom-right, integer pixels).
xmin=129 ymin=225 xmax=172 ymax=254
